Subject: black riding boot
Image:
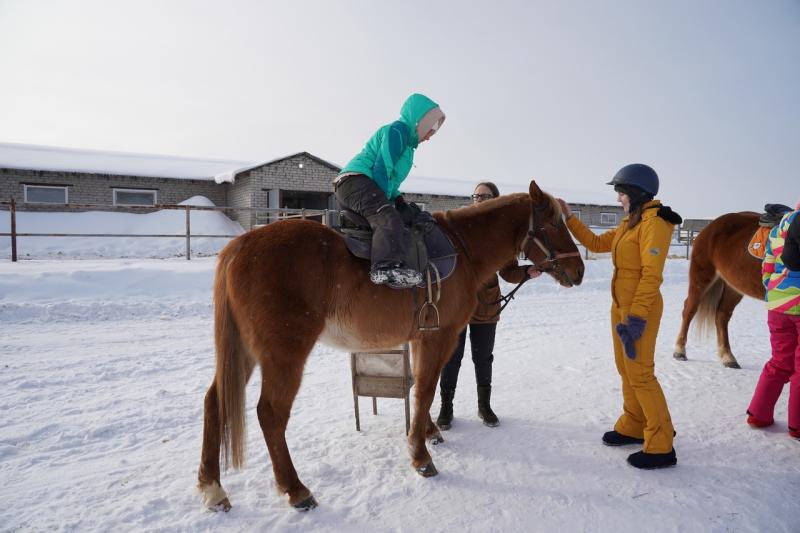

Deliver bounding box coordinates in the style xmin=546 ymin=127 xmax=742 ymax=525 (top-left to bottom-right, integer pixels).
xmin=477 ymin=385 xmax=499 ymax=427
xmin=436 ymin=388 xmax=455 ymax=430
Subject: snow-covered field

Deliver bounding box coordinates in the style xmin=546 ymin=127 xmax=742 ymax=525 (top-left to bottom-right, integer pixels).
xmin=0 ymin=256 xmax=797 ymax=532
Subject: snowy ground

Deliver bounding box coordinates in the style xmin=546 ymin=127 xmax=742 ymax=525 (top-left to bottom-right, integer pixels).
xmin=0 ymin=257 xmax=797 ymax=532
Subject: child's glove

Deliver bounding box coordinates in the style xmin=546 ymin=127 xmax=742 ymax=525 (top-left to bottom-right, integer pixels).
xmin=615 ymin=315 xmax=647 ymax=359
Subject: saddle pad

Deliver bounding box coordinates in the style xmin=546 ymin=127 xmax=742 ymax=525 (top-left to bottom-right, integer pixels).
xmin=748 ymin=226 xmax=771 ymax=259
xmin=343 ymin=224 xmax=458 ymax=288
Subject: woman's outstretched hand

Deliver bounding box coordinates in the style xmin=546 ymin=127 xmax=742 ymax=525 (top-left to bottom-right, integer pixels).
xmin=526 ymin=266 xmax=542 ymax=279
xmin=557 ymin=198 xmax=572 ymax=219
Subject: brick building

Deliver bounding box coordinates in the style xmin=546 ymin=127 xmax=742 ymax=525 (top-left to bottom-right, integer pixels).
xmin=0 ymin=142 xmax=624 ymax=230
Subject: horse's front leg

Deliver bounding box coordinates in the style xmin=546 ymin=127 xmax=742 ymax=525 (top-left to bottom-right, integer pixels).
xmin=409 ymin=332 xmax=459 ymax=477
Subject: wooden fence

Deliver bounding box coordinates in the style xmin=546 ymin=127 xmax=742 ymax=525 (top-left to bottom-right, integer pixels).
xmin=1 ymin=200 xmax=704 ymax=263
xmin=0 ymin=199 xmax=333 ymax=262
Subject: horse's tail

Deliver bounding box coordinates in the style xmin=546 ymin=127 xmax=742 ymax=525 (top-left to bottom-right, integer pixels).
xmin=214 ymin=245 xmax=249 ymax=470
xmin=694 ymin=274 xmax=725 ymax=339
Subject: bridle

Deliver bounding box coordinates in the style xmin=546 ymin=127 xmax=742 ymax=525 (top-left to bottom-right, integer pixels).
xmin=520 ymin=201 xmax=582 ymax=277
xmin=485 ymin=199 xmax=582 ymax=319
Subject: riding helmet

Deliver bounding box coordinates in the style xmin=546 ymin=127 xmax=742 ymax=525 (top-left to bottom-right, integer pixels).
xmin=606 ymin=163 xmax=659 ymax=196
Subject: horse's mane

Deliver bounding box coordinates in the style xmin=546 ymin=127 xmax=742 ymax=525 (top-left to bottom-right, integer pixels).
xmin=445 ymin=190 xmax=562 ymax=224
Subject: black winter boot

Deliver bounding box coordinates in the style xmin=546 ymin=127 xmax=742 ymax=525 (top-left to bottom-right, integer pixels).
xmin=626 ymin=449 xmax=677 ymax=470
xmin=436 ymin=388 xmax=455 ymax=430
xmin=477 ymin=385 xmax=499 ymax=427
xmin=602 ymin=430 xmax=645 ymax=446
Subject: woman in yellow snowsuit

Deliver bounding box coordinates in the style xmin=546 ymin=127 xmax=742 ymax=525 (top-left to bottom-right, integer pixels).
xmin=559 ymin=164 xmax=682 ymax=469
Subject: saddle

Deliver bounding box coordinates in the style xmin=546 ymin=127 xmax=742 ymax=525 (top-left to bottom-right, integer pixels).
xmin=337 ymin=202 xmax=458 ymax=289
xmin=749 ymin=203 xmax=793 ymax=259
xmin=337 ymin=202 xmax=458 ymax=331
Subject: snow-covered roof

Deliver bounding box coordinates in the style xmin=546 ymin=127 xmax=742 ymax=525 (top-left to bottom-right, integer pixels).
xmin=0 ymin=142 xmax=256 ymax=182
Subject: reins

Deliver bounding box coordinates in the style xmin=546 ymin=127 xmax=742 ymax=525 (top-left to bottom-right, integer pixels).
xmin=484 ymin=200 xmax=582 ymax=320
xmin=439 ymin=198 xmax=581 ymax=323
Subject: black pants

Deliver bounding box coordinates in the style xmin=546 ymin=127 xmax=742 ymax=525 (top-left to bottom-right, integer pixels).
xmin=440 ymin=323 xmax=497 ymax=390
xmin=335 ymin=174 xmax=405 ymax=269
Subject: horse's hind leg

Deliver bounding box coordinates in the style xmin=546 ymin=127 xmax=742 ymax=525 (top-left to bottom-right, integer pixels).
xmin=426 ymin=412 xmax=444 ymax=445
xmin=715 ymin=285 xmax=744 ymax=369
xmin=198 ymin=363 xmax=254 ymax=510
xmin=256 ymin=342 xmax=318 ymax=510
xmin=674 ymin=259 xmax=717 ymax=361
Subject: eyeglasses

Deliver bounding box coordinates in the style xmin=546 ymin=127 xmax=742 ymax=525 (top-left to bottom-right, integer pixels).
xmin=471 ymin=193 xmax=494 ymax=201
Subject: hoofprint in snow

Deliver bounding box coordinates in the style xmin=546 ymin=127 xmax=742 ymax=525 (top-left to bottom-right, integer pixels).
xmin=0 ymin=257 xmax=796 ymax=532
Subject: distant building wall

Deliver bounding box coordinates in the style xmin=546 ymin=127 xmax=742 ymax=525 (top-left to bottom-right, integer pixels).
xmin=0 ymin=168 xmax=228 ymax=209
xmin=570 ymin=203 xmax=626 ymax=227
xmin=404 ymin=193 xmax=468 ymax=212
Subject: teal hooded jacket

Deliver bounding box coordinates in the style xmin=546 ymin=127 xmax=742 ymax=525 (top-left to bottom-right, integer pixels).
xmin=340 ymin=93 xmax=440 ymax=201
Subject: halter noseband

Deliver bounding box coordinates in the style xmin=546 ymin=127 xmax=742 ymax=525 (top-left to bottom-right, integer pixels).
xmin=520 ymin=201 xmax=581 ymax=274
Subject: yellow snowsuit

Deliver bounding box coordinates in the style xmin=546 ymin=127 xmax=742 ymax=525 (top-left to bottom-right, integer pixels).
xmin=567 ymin=200 xmax=675 ymax=453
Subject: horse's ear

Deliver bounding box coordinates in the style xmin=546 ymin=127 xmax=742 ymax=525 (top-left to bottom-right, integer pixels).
xmin=529 ymin=180 xmax=544 ymax=203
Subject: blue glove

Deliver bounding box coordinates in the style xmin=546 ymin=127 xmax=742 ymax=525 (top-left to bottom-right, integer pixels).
xmin=615 ymin=315 xmax=647 ymax=359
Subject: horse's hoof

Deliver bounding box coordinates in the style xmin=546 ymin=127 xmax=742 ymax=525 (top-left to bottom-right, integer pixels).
xmin=673 ymin=352 xmax=687 ymax=361
xmin=208 ymin=497 xmax=232 ymax=513
xmin=416 ymin=462 xmax=438 ymax=477
xmin=430 ymin=434 xmax=444 ymax=446
xmin=200 ymin=482 xmax=230 ymax=511
xmin=292 ymin=495 xmax=318 ymax=512
xmin=723 ymin=361 xmax=741 ymax=369
xmin=217 ymin=498 xmax=232 ymax=512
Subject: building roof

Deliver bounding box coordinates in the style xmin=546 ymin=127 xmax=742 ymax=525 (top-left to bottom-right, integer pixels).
xmin=0 ymin=142 xmax=255 ymax=182
xmin=218 ymin=151 xmax=342 ymax=182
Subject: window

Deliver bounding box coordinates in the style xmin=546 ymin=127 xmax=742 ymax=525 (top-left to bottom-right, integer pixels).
xmin=600 ymin=212 xmax=617 ymax=226
xmin=113 ymin=188 xmax=157 ymax=206
xmin=572 ymin=210 xmax=581 ymax=222
xmin=24 ymin=184 xmax=68 ymax=204
xmin=415 ymin=202 xmax=428 ymax=211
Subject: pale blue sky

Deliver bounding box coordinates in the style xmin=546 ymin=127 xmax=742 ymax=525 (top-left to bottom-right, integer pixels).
xmin=0 ymin=0 xmax=797 ymax=217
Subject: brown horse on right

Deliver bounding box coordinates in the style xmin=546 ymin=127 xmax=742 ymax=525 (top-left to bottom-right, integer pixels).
xmin=673 ymin=212 xmax=765 ymax=368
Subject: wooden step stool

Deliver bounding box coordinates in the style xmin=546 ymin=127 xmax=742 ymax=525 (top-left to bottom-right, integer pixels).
xmin=350 ymin=344 xmax=414 ymax=435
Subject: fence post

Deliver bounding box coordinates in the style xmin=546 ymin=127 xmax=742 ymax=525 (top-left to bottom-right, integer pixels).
xmin=686 ymin=230 xmax=692 ymax=260
xmin=301 ymin=208 xmax=306 ymax=220
xmin=185 ymin=205 xmax=191 ymax=260
xmin=10 ymin=198 xmax=17 ymax=262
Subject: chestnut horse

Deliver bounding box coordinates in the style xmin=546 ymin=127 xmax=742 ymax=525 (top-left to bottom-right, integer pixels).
xmin=197 ymin=181 xmax=584 ymax=511
xmin=673 ymin=212 xmax=764 ymax=368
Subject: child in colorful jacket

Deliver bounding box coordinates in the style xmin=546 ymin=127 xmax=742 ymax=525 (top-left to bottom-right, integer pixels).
xmin=559 ymin=163 xmax=682 ymax=469
xmin=334 ymin=93 xmax=445 ymax=288
xmin=747 ymin=199 xmax=800 ymax=439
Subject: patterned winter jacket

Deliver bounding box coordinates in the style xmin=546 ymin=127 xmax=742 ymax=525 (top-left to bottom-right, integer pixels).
xmin=762 ymin=210 xmax=800 ymax=315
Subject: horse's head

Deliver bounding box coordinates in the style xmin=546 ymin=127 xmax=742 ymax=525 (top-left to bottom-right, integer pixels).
xmin=522 ymin=180 xmax=584 ymax=287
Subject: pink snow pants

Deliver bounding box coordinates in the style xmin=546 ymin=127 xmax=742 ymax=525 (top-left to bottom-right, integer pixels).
xmin=748 ymin=311 xmax=800 ymax=430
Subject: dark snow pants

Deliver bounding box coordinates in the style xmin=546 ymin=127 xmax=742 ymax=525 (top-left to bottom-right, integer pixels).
xmin=440 ymin=323 xmax=497 ymax=390
xmin=334 ymin=174 xmax=405 ymax=269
